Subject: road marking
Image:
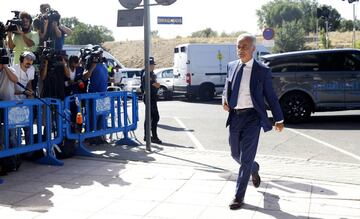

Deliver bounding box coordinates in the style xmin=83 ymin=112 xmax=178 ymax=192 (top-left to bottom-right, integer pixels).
xmin=174 ymin=117 xmax=205 ymax=151
xmin=287 ymin=128 xmax=360 ymax=162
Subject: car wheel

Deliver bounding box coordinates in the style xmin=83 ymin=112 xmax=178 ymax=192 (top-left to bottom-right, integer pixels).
xmin=158 ymin=87 xmax=166 ymax=99
xmin=199 ymin=85 xmax=215 ymax=101
xmin=280 ymin=92 xmax=312 ymax=123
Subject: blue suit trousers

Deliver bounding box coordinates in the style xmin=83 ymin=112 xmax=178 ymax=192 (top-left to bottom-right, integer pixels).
xmin=228 ymin=109 xmax=261 ymax=200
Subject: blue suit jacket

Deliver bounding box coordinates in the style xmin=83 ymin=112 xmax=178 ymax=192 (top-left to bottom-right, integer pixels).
xmin=223 ymin=59 xmax=284 ymax=132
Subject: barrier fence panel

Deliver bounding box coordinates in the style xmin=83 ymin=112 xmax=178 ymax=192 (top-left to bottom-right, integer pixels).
xmin=64 ymin=91 xmax=139 ymax=156
xmin=0 ymin=98 xmax=64 ymax=183
xmin=116 ymin=91 xmax=139 ymax=146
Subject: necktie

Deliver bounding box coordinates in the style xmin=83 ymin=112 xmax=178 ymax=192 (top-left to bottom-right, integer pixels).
xmin=229 ymin=63 xmax=245 ymax=109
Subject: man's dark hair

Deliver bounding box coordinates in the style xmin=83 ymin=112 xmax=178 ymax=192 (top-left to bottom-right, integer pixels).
xmin=19 ymin=11 xmax=32 ymax=24
xmin=69 ymin=55 xmax=79 ymax=65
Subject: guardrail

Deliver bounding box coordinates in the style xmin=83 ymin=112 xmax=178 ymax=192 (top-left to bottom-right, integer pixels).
xmin=0 ymin=91 xmax=139 ymax=183
xmin=0 ymin=98 xmax=64 ymax=183
xmin=64 ymin=91 xmax=139 ymax=156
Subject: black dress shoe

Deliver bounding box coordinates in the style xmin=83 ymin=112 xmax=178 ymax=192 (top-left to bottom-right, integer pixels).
xmin=252 ymin=164 xmax=261 ymax=188
xmin=151 ymin=137 xmax=162 ymax=144
xmin=229 ymin=198 xmax=243 ymax=210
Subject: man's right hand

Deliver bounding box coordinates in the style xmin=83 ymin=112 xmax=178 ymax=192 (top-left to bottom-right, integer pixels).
xmin=223 ymin=101 xmax=230 ymax=112
xmin=152 ymin=82 xmax=160 ymax=89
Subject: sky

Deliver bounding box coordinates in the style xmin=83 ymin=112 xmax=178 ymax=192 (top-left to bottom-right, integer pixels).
xmin=0 ymin=0 xmax=359 ymax=41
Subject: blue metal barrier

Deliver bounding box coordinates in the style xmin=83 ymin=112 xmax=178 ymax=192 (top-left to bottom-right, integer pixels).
xmin=64 ymin=91 xmax=139 ymax=156
xmin=0 ymin=98 xmax=64 ymax=183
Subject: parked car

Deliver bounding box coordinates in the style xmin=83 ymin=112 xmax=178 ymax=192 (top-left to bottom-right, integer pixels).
xmin=262 ymin=49 xmax=360 ymax=123
xmin=154 ymin=67 xmax=178 ymax=100
xmin=114 ymin=68 xmax=142 ymax=95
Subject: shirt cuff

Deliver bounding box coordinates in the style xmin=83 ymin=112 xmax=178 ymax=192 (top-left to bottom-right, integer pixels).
xmin=275 ymin=120 xmax=284 ymax=124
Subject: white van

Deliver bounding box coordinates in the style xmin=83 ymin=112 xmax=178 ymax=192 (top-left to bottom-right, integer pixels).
xmin=173 ymin=43 xmax=270 ymax=100
xmin=63 ymin=44 xmax=125 ymax=69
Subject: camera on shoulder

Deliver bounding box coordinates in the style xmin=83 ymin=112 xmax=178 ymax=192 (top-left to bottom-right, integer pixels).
xmin=5 ymin=11 xmax=22 ymax=32
xmin=80 ymin=45 xmax=104 ymax=70
xmin=33 ymin=8 xmax=61 ymax=33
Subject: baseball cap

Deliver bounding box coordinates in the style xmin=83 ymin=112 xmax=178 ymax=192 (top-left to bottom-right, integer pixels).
xmin=22 ymin=51 xmax=36 ymax=61
xmin=149 ymin=57 xmax=156 ymax=65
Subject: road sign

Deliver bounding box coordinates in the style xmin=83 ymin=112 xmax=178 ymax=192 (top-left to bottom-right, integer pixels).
xmin=155 ymin=0 xmax=177 ymax=5
xmin=157 ymin=16 xmax=182 ymax=24
xmin=118 ymin=0 xmax=142 ymax=9
xmin=263 ymin=28 xmax=275 ymax=40
xmin=117 ymin=9 xmax=144 ymax=27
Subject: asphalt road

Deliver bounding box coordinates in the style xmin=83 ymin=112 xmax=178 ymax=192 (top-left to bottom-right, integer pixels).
xmin=134 ymin=97 xmax=360 ymax=165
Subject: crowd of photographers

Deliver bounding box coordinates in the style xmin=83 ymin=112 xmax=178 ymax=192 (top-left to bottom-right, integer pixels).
xmin=0 ymin=3 xmax=110 ymax=100
xmin=0 ymin=4 xmax=111 ymax=173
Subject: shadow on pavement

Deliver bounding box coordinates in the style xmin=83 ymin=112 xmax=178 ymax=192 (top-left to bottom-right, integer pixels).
xmin=158 ymin=124 xmax=194 ymax=132
xmin=0 ymin=158 xmax=130 ymax=213
xmin=264 ymin=180 xmax=337 ymax=196
xmin=241 ymin=192 xmax=322 ymax=219
xmin=0 ymin=141 xmax=160 ymax=213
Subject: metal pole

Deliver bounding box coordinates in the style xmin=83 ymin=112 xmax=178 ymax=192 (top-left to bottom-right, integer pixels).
xmin=316 ymin=19 xmax=319 ymax=49
xmin=325 ymin=20 xmax=329 ymax=48
xmin=353 ymin=3 xmax=356 ymax=48
xmin=144 ymin=0 xmax=151 ymax=151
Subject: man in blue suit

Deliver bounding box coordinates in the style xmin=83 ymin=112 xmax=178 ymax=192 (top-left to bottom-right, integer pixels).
xmin=222 ymin=33 xmax=284 ymax=210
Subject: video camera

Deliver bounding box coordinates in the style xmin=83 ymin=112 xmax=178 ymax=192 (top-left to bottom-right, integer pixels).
xmin=80 ymin=45 xmax=104 ymax=70
xmin=33 ymin=8 xmax=61 ymax=33
xmin=5 ymin=11 xmax=22 ymax=32
xmin=36 ymin=40 xmax=66 ymax=65
xmin=0 ymin=48 xmax=10 ymax=65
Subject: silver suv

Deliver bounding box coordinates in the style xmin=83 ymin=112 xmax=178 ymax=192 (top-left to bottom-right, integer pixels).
xmin=262 ymin=49 xmax=360 ymax=123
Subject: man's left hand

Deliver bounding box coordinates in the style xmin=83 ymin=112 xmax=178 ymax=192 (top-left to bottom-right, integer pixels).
xmin=275 ymin=122 xmax=284 ymax=132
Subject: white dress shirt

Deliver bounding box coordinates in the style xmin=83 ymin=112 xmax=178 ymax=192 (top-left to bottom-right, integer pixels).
xmin=232 ymin=58 xmax=254 ymax=109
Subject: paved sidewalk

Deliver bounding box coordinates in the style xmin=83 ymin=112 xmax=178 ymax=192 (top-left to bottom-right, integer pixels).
xmin=0 ymin=143 xmax=359 ymax=219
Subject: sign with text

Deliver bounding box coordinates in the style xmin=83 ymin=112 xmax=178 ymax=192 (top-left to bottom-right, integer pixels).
xmin=157 ymin=16 xmax=182 ymax=25
xmin=117 ymin=9 xmax=144 ymax=27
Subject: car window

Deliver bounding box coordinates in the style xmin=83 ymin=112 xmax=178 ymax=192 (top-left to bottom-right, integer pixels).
xmin=268 ymin=56 xmax=300 ymax=73
xmin=125 ymin=71 xmax=142 ymax=78
xmin=344 ymin=52 xmax=360 ymax=71
xmin=156 ymin=72 xmax=162 ymax=78
xmin=162 ymin=69 xmax=174 ymax=78
xmin=106 ymin=59 xmax=116 ymax=68
xmin=297 ymin=54 xmax=320 ymax=72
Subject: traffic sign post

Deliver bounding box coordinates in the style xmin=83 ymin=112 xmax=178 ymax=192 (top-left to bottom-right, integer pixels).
xmin=118 ymin=0 xmax=177 ymax=152
xmin=263 ymin=28 xmax=275 ymax=40
xmin=263 ymin=28 xmax=275 ymax=48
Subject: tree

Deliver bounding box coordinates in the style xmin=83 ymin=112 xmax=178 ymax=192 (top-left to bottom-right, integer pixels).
xmin=298 ymin=0 xmax=318 ymax=33
xmin=317 ymin=5 xmax=341 ymax=31
xmin=257 ymin=0 xmax=303 ymax=30
xmin=273 ymin=20 xmax=306 ymax=53
xmin=61 ymin=17 xmax=80 ymax=29
xmin=191 ymin=28 xmax=218 ymax=38
xmin=65 ymin=22 xmax=114 ymax=45
xmin=339 ymin=19 xmax=354 ymax=32
xmin=257 ymin=0 xmax=319 ymax=34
